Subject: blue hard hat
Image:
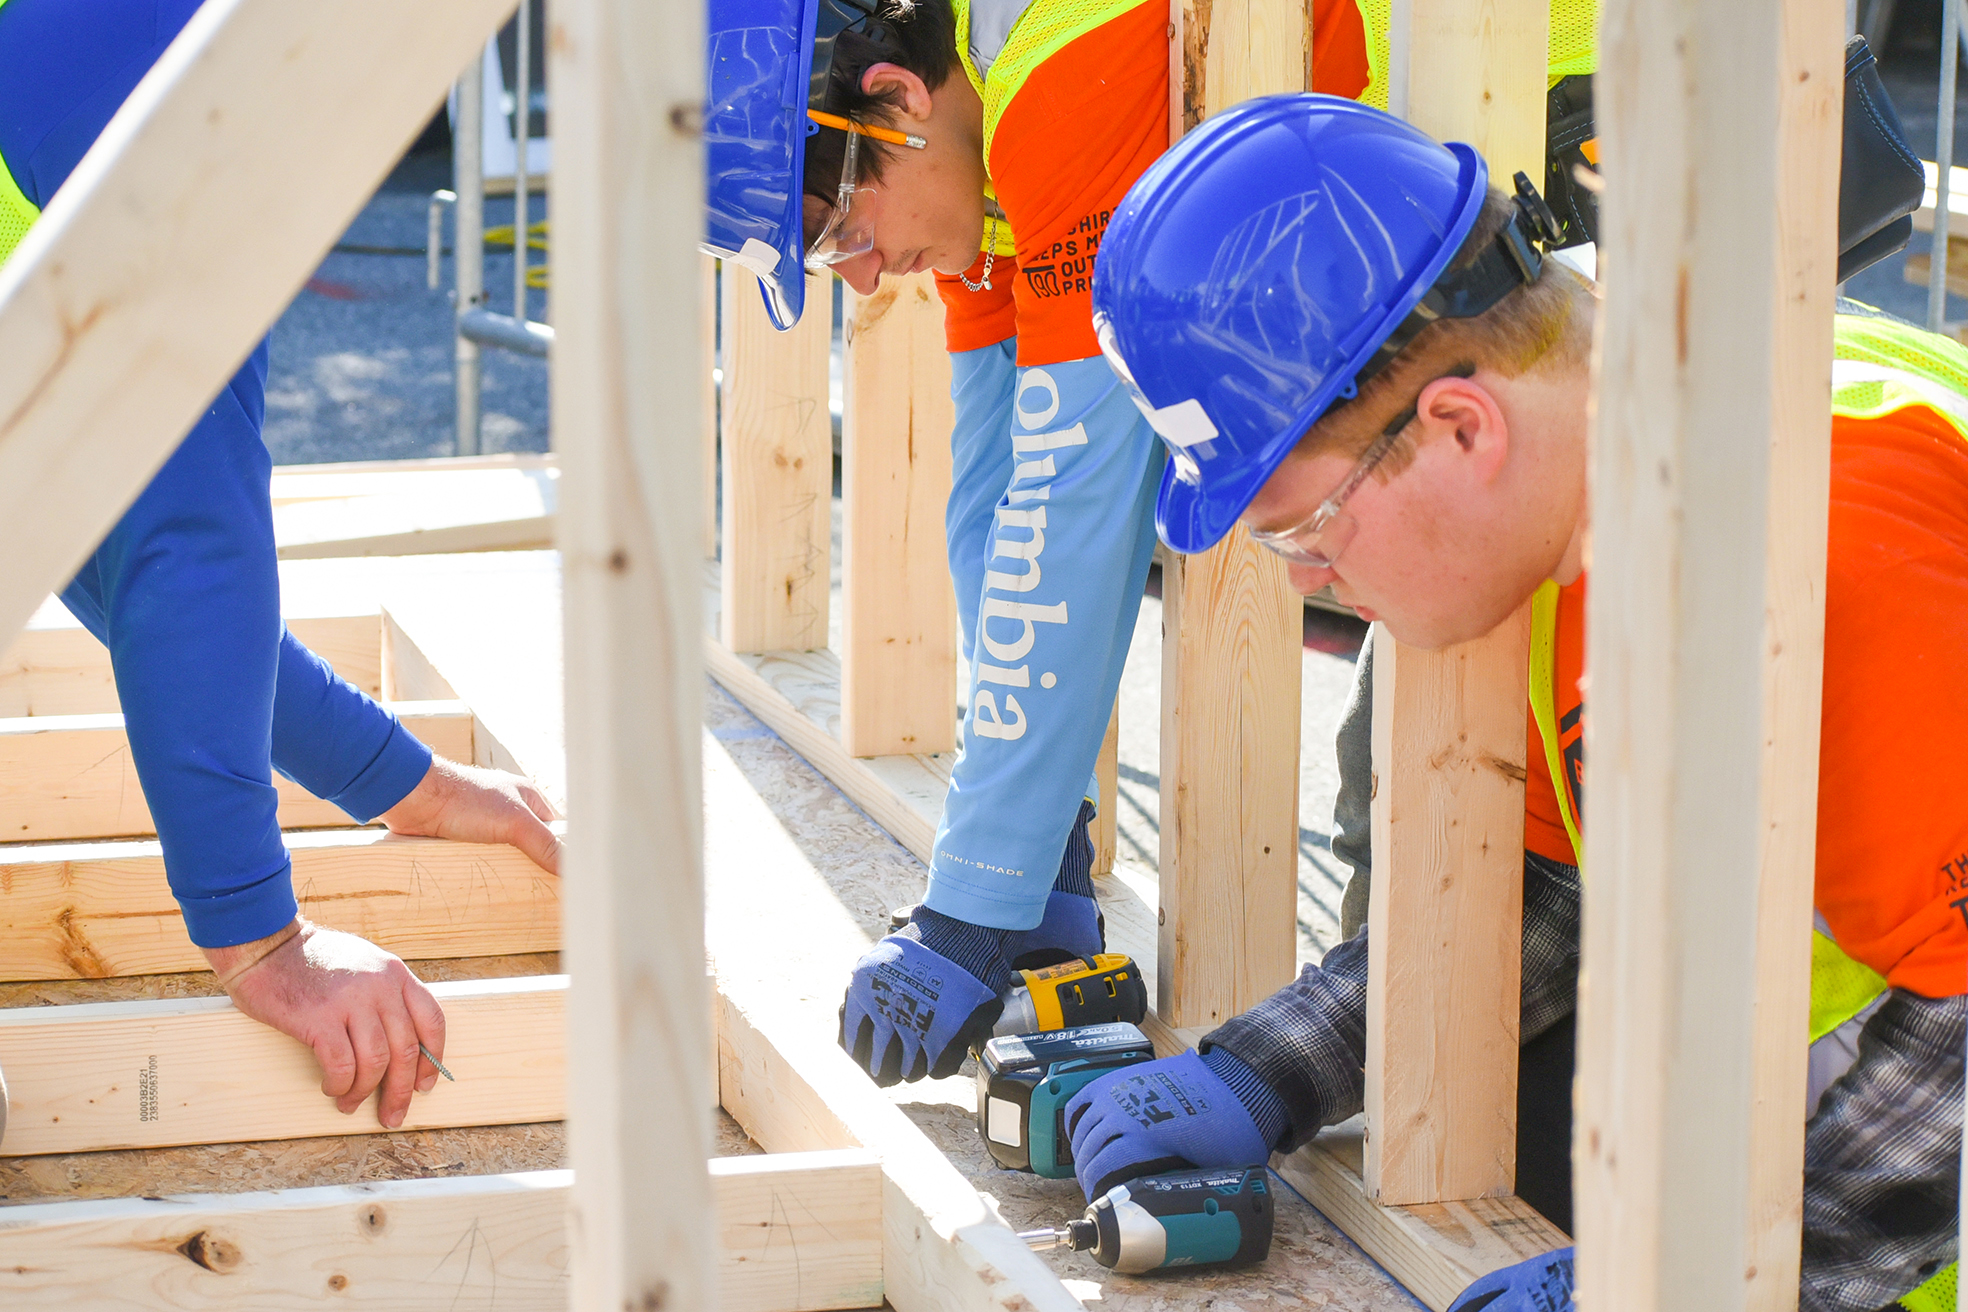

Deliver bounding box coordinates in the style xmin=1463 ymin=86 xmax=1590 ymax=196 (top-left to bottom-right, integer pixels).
xmin=1090 ymin=94 xmax=1496 ymax=555
xmin=706 ymin=0 xmax=888 ymax=328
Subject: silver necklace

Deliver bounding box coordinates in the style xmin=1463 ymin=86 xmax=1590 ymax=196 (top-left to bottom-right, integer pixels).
xmin=961 ymin=214 xmax=997 ymax=292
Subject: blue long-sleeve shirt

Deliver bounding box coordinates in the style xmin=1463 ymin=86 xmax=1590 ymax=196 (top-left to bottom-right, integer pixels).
xmin=1 ymin=0 xmax=432 ymax=946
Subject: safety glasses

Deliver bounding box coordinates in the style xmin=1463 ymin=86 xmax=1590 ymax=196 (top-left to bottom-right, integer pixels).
xmin=1248 ymin=364 xmax=1475 ymax=569
xmin=802 ymin=112 xmax=924 ymax=271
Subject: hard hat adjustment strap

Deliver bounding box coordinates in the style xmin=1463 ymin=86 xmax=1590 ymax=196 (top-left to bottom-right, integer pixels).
xmin=1346 ymin=172 xmax=1560 ymax=399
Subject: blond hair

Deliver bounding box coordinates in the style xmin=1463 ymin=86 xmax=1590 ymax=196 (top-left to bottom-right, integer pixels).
xmin=1301 ymin=188 xmax=1596 ymax=474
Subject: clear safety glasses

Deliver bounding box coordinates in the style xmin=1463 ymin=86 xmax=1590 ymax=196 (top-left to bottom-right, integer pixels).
xmin=1248 ymin=364 xmax=1474 ymax=569
xmin=804 ymin=126 xmax=878 ymax=269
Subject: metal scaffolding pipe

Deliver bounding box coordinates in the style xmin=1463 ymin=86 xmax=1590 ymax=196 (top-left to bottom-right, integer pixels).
xmin=453 ymin=53 xmax=486 ymax=455
xmin=513 ymin=0 xmax=532 ymax=323
xmin=460 ymin=307 xmax=554 ymax=357
xmin=1930 ymin=0 xmax=1960 ymax=331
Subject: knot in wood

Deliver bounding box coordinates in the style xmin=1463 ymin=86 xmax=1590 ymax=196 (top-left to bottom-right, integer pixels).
xmin=628 ymin=1279 xmax=671 ymax=1311
xmin=175 ymin=1230 xmax=241 ymax=1272
xmin=328 ymin=1273 xmax=349 ymax=1291
xmin=360 ymin=1204 xmax=388 ymax=1234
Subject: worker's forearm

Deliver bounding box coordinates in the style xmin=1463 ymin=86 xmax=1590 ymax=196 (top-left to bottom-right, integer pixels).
xmin=924 ymin=355 xmax=1161 ymax=930
xmin=270 ymin=628 xmax=432 ymax=821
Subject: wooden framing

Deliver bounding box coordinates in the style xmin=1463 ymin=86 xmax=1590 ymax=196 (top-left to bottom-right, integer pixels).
xmin=0 ymin=1150 xmax=884 ymax=1312
xmin=0 ymin=975 xmax=566 ymax=1155
xmin=0 ymin=701 xmax=474 ymax=841
xmin=720 ymin=269 xmax=834 ymax=654
xmin=839 ymin=273 xmax=958 ymax=758
xmin=0 ymin=828 xmax=559 ymax=980
xmin=550 ymin=0 xmax=720 ymax=1301
xmin=1361 ymin=0 xmax=1547 ymax=1209
xmin=1577 ymin=0 xmax=1841 ymax=1306
xmin=1157 ymin=0 xmax=1307 ymax=1033
xmin=0 ymin=613 xmax=384 ymax=717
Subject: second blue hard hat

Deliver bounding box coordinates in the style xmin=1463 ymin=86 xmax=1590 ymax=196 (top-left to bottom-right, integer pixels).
xmin=1091 ymin=94 xmax=1490 ymax=555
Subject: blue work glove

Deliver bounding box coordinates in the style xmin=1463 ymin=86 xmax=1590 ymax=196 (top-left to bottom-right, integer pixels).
xmin=839 ymin=910 xmax=1008 ymax=1086
xmin=1005 ymin=800 xmax=1104 ymax=969
xmin=1447 ymin=1248 xmax=1575 ymax=1312
xmin=1064 ymin=1049 xmax=1281 ymax=1200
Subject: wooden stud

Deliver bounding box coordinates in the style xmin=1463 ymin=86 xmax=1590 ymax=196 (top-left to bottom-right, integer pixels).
xmin=0 ymin=828 xmax=560 ymax=981
xmin=706 ymin=255 xmax=723 ymax=559
xmin=0 ymin=613 xmax=383 ymax=718
xmin=0 ymin=975 xmax=566 ymax=1155
xmin=380 ymin=610 xmax=460 ymax=702
xmin=0 ymin=702 xmax=475 ymax=842
xmin=1360 ymin=0 xmax=1547 ymax=1208
xmin=719 ymin=269 xmax=834 ymax=654
xmin=1093 ymin=698 xmax=1119 ymax=876
xmin=0 ymin=1150 xmax=884 ymax=1312
xmin=0 ymin=0 xmax=522 ymax=651
xmin=839 ymin=272 xmax=958 ymax=758
xmin=549 ymin=0 xmax=718 ymax=1303
xmin=1153 ymin=0 xmax=1308 ymax=1033
xmin=1157 ymin=535 xmax=1302 ymax=1029
xmin=1363 ymin=615 xmax=1532 ymax=1205
xmin=1744 ymin=2 xmax=1842 ymax=1302
xmin=1576 ymin=0 xmax=1837 ymax=1304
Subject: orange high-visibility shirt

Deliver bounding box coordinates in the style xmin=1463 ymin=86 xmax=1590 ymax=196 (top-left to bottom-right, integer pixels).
xmin=1522 ymin=408 xmax=1968 ymax=997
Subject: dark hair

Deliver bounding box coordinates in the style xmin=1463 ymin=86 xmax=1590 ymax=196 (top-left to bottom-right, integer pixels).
xmin=804 ymin=0 xmax=958 ymax=198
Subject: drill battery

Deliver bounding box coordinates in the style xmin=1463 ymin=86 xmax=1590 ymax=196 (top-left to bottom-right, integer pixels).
xmin=994 ymin=954 xmax=1149 ymax=1037
xmin=977 ymin=1021 xmax=1156 ymax=1177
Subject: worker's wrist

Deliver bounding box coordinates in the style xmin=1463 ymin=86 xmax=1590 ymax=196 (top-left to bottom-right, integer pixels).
xmin=1199 ymin=1044 xmax=1291 ymax=1151
xmin=202 ymin=918 xmax=305 ymax=988
xmin=906 ymin=906 xmax=1015 ymax=995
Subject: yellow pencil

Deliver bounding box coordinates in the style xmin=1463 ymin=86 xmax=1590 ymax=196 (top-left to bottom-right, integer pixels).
xmin=807 ymin=109 xmax=927 ymax=150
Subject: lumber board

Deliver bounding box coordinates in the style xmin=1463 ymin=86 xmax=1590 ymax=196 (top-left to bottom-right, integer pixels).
xmin=379 ymin=609 xmax=459 ymax=702
xmin=1363 ymin=613 xmax=1530 ymax=1206
xmin=0 ymin=701 xmax=474 ymax=842
xmin=0 ymin=0 xmax=520 ymax=654
xmin=702 ymin=733 xmax=1081 ymax=1312
xmin=0 ymin=975 xmax=565 ymax=1154
xmin=1743 ymin=3 xmax=1840 ymax=1303
xmin=1158 ymin=0 xmax=1307 ymax=1035
xmin=1157 ymin=534 xmax=1302 ymax=1030
xmin=839 ymin=273 xmax=958 ymax=757
xmin=1354 ymin=0 xmax=1546 ymax=1210
xmin=704 ymin=560 xmax=952 ymax=862
xmin=0 ymin=828 xmax=560 ymax=980
xmin=0 ymin=1151 xmax=884 ymax=1312
xmin=1273 ymin=1122 xmax=1569 ymax=1312
xmin=271 ymin=470 xmax=556 ymax=559
xmin=1092 ymin=698 xmax=1119 ymax=876
xmin=268 ymin=452 xmax=556 ymax=491
xmin=706 ymin=254 xmax=722 ymax=558
xmin=0 ymin=613 xmax=383 ymax=718
xmin=720 ymin=268 xmax=834 ymax=653
xmin=1579 ymin=0 xmax=1837 ymax=1305
xmin=549 ymin=0 xmax=718 ymax=1301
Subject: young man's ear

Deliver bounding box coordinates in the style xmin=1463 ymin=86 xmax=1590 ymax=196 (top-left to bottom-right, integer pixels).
xmin=858 ymin=63 xmax=934 ymax=121
xmin=1415 ymin=374 xmax=1509 ymax=482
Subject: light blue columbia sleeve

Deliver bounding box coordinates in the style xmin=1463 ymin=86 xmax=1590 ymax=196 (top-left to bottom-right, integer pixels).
xmin=923 ymin=352 xmax=1162 ymax=930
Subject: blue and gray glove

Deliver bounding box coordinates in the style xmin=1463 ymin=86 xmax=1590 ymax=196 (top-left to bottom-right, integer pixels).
xmin=840 ymin=907 xmax=1009 ymax=1086
xmin=1063 ymin=1047 xmax=1288 ymax=1199
xmin=1447 ymin=1248 xmax=1575 ymax=1312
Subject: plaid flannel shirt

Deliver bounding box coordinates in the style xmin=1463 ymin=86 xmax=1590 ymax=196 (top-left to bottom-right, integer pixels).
xmin=1202 ymin=862 xmax=1963 ymax=1310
